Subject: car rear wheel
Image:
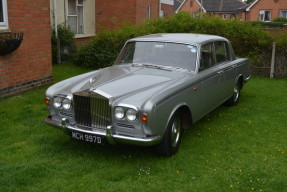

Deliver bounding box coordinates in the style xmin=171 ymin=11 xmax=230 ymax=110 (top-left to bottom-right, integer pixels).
xmin=156 ymin=112 xmax=182 ymax=157
xmin=225 ymin=82 xmax=240 ymax=106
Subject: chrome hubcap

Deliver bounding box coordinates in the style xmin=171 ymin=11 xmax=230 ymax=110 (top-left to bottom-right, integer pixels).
xmin=233 ymin=85 xmax=239 ymax=102
xmin=171 ymin=117 xmax=181 ymax=148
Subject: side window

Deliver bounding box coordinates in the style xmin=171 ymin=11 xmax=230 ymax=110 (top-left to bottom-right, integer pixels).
xmin=214 ymin=41 xmax=229 ymax=64
xmin=199 ymin=43 xmax=215 ymax=71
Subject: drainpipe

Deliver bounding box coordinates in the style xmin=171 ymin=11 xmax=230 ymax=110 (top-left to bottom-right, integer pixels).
xmin=53 ymin=0 xmax=61 ymax=64
xmin=159 ymin=0 xmax=161 ymax=18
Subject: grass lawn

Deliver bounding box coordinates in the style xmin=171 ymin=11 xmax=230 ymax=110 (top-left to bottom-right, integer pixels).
xmin=0 ymin=63 xmax=286 ymax=192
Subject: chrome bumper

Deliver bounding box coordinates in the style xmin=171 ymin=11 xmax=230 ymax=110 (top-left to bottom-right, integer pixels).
xmin=44 ymin=117 xmax=161 ymax=146
xmin=245 ymin=75 xmax=251 ymax=82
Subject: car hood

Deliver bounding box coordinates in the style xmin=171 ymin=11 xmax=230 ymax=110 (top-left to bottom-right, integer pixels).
xmin=93 ymin=66 xmax=180 ymax=96
xmin=47 ymin=65 xmax=192 ymax=105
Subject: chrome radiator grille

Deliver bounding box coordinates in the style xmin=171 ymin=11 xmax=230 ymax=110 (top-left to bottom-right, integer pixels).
xmin=73 ymin=92 xmax=111 ymax=131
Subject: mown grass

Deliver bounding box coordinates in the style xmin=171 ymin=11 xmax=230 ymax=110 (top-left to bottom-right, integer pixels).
xmin=0 ymin=63 xmax=286 ymax=192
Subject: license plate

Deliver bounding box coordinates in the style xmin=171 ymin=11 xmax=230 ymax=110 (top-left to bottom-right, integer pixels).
xmin=71 ymin=131 xmax=102 ymax=144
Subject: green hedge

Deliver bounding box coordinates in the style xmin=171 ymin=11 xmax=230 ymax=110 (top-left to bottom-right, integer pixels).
xmin=273 ymin=17 xmax=287 ymax=23
xmin=251 ymin=21 xmax=286 ymax=29
xmin=76 ymin=12 xmax=273 ymax=69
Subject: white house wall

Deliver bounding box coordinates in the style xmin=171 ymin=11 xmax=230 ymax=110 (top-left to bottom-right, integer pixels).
xmin=50 ymin=0 xmax=95 ymax=38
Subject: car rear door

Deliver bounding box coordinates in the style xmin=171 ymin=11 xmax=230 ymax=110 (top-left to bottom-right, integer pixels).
xmin=213 ymin=41 xmax=237 ymax=102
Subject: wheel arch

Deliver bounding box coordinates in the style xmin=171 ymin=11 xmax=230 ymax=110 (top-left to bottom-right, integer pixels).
xmin=167 ymin=104 xmax=193 ymax=130
xmin=237 ymin=75 xmax=244 ymax=90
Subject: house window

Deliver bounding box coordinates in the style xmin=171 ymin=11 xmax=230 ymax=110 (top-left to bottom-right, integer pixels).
xmin=147 ymin=5 xmax=151 ymax=19
xmin=0 ymin=0 xmax=8 ymax=29
xmin=259 ymin=10 xmax=271 ymax=22
xmin=160 ymin=9 xmax=164 ymax=17
xmin=67 ymin=0 xmax=84 ymax=34
xmin=280 ymin=10 xmax=287 ymax=18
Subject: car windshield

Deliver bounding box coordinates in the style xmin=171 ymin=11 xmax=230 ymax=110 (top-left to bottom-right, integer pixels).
xmin=115 ymin=41 xmax=198 ymax=71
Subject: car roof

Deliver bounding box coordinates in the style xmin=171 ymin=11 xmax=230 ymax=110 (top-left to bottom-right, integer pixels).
xmin=128 ymin=33 xmax=228 ymax=45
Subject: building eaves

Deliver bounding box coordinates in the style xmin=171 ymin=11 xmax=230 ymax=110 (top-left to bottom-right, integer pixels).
xmin=246 ymin=0 xmax=260 ymax=12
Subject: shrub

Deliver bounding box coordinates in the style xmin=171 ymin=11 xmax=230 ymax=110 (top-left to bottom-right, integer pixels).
xmin=251 ymin=21 xmax=286 ymax=29
xmin=52 ymin=24 xmax=76 ymax=64
xmin=76 ymin=25 xmax=148 ymax=68
xmin=273 ymin=17 xmax=287 ymax=23
xmin=76 ymin=12 xmax=273 ymax=69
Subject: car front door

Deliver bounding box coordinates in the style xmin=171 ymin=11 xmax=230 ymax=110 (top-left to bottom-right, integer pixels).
xmin=199 ymin=42 xmax=223 ymax=117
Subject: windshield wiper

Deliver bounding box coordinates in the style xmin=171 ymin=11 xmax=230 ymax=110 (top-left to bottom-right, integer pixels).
xmin=132 ymin=63 xmax=194 ymax=73
xmin=133 ymin=63 xmax=169 ymax=70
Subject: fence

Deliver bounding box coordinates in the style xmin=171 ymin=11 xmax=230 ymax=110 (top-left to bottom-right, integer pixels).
xmin=250 ymin=43 xmax=287 ymax=78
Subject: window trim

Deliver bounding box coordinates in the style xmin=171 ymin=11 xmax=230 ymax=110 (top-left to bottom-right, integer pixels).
xmin=279 ymin=10 xmax=287 ymax=18
xmin=0 ymin=0 xmax=9 ymax=29
xmin=259 ymin=10 xmax=272 ymax=22
xmin=66 ymin=0 xmax=84 ymax=34
xmin=147 ymin=5 xmax=151 ymax=19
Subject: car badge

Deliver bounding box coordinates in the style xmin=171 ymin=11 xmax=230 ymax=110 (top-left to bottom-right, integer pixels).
xmin=89 ymin=77 xmax=96 ymax=87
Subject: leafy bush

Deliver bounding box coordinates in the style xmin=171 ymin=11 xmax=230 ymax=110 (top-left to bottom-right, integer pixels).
xmin=251 ymin=21 xmax=286 ymax=29
xmin=273 ymin=17 xmax=287 ymax=23
xmin=76 ymin=12 xmax=273 ymax=69
xmin=52 ymin=24 xmax=76 ymax=64
xmin=76 ymin=25 xmax=148 ymax=68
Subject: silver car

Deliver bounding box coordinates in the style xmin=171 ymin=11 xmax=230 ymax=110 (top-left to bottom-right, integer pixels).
xmin=45 ymin=33 xmax=250 ymax=156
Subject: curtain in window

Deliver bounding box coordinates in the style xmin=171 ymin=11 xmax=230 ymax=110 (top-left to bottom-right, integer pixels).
xmin=259 ymin=10 xmax=271 ymax=22
xmin=67 ymin=0 xmax=84 ymax=34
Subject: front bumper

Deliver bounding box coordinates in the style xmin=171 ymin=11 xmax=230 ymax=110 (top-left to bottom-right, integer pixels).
xmin=44 ymin=117 xmax=161 ymax=146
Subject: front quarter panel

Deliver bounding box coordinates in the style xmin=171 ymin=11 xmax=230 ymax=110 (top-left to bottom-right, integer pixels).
xmin=145 ymin=74 xmax=202 ymax=137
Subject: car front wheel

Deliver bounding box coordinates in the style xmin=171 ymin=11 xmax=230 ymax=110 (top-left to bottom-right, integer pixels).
xmin=156 ymin=112 xmax=182 ymax=157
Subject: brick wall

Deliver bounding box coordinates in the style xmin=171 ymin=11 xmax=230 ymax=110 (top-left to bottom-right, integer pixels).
xmin=75 ymin=37 xmax=93 ymax=50
xmin=179 ymin=0 xmax=201 ymax=13
xmin=161 ymin=4 xmax=174 ymax=17
xmin=95 ymin=0 xmax=137 ymax=32
xmin=95 ymin=0 xmax=160 ymax=32
xmin=136 ymin=0 xmax=159 ymax=24
xmin=247 ymin=0 xmax=287 ymax=21
xmin=0 ymin=0 xmax=52 ymax=99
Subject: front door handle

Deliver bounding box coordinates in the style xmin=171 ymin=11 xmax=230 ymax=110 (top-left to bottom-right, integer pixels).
xmin=217 ymin=71 xmax=223 ymax=75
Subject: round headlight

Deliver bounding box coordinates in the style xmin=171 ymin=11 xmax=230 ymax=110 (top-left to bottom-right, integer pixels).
xmin=53 ymin=97 xmax=62 ymax=108
xmin=62 ymin=98 xmax=72 ymax=110
xmin=115 ymin=107 xmax=125 ymax=119
xmin=126 ymin=108 xmax=137 ymax=121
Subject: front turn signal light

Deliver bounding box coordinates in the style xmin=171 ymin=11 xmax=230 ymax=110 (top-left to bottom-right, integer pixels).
xmin=141 ymin=114 xmax=148 ymax=123
xmin=45 ymin=97 xmax=50 ymax=105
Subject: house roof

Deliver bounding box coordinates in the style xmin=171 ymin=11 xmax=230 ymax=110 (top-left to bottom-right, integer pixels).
xmin=246 ymin=0 xmax=259 ymax=11
xmin=177 ymin=0 xmax=248 ymax=13
xmin=201 ymin=0 xmax=248 ymax=13
xmin=174 ymin=0 xmax=184 ymax=12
